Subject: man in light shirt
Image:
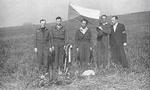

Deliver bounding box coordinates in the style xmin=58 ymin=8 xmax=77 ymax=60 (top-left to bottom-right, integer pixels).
xmin=75 ymin=19 xmax=93 ymax=71
xmin=109 ymin=16 xmax=129 ymax=70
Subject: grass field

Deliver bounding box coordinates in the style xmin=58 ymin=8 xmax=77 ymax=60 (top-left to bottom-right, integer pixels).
xmin=0 ymin=11 xmax=150 ymax=90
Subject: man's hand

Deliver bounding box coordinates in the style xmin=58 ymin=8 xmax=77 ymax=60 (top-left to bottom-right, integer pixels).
xmin=90 ymin=47 xmax=92 ymax=51
xmin=123 ymin=43 xmax=127 ymax=46
xmin=49 ymin=48 xmax=52 ymax=52
xmin=70 ymin=45 xmax=73 ymax=48
xmin=52 ymin=46 xmax=54 ymax=51
xmin=98 ymin=26 xmax=103 ymax=30
xmin=76 ymin=48 xmax=79 ymax=52
xmin=64 ymin=45 xmax=66 ymax=49
xmin=34 ymin=48 xmax=37 ymax=52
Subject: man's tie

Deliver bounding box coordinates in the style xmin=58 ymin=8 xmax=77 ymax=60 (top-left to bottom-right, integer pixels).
xmin=111 ymin=25 xmax=114 ymax=33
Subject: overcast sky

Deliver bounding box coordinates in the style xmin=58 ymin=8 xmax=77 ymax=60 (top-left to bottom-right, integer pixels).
xmin=0 ymin=0 xmax=149 ymax=27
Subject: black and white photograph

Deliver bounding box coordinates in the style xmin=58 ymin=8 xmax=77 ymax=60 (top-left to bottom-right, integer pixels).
xmin=0 ymin=0 xmax=150 ymax=90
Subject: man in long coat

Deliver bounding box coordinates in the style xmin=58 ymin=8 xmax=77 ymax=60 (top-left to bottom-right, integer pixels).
xmin=75 ymin=19 xmax=92 ymax=71
xmin=34 ymin=19 xmax=52 ymax=71
xmin=110 ymin=16 xmax=129 ymax=69
xmin=96 ymin=15 xmax=111 ymax=70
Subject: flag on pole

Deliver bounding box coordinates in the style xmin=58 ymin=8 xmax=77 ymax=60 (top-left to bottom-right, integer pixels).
xmin=68 ymin=3 xmax=100 ymax=25
xmin=68 ymin=3 xmax=100 ymax=20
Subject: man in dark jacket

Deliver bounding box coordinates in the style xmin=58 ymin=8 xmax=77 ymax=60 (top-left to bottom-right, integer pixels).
xmin=75 ymin=19 xmax=92 ymax=71
xmin=110 ymin=16 xmax=129 ymax=69
xmin=51 ymin=16 xmax=67 ymax=80
xmin=96 ymin=15 xmax=111 ymax=71
xmin=34 ymin=19 xmax=52 ymax=71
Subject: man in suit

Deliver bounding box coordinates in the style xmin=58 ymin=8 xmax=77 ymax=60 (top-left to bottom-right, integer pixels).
xmin=96 ymin=15 xmax=111 ymax=71
xmin=109 ymin=16 xmax=129 ymax=69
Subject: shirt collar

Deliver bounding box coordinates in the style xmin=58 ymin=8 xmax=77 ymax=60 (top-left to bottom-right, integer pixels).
xmin=40 ymin=27 xmax=47 ymax=31
xmin=114 ymin=22 xmax=118 ymax=26
xmin=102 ymin=22 xmax=108 ymax=25
xmin=80 ymin=27 xmax=88 ymax=31
xmin=55 ymin=24 xmax=63 ymax=30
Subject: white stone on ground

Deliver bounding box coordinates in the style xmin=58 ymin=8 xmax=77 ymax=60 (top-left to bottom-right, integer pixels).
xmin=81 ymin=70 xmax=95 ymax=76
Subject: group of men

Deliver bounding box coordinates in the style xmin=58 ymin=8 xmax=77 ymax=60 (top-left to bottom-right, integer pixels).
xmin=96 ymin=15 xmax=129 ymax=72
xmin=34 ymin=17 xmax=66 ymax=81
xmin=34 ymin=15 xmax=129 ymax=82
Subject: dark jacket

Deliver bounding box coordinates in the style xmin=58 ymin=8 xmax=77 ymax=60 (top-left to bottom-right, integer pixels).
xmin=96 ymin=23 xmax=111 ymax=69
xmin=35 ymin=27 xmax=52 ymax=49
xmin=96 ymin=23 xmax=111 ymax=41
xmin=51 ymin=25 xmax=67 ymax=46
xmin=34 ymin=27 xmax=52 ymax=66
xmin=110 ymin=23 xmax=127 ymax=47
xmin=109 ymin=23 xmax=128 ymax=68
xmin=75 ymin=28 xmax=92 ymax=70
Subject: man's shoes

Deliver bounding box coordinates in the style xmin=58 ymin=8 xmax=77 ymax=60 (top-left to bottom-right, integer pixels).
xmin=55 ymin=80 xmax=63 ymax=85
xmin=49 ymin=79 xmax=58 ymax=84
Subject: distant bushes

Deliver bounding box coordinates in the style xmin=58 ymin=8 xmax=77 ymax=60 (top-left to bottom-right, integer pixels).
xmin=22 ymin=22 xmax=33 ymax=26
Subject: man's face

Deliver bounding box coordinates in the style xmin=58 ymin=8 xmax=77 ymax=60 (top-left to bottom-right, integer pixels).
xmin=40 ymin=20 xmax=46 ymax=28
xmin=111 ymin=17 xmax=117 ymax=25
xmin=81 ymin=20 xmax=87 ymax=28
xmin=101 ymin=16 xmax=107 ymax=23
xmin=56 ymin=19 xmax=62 ymax=25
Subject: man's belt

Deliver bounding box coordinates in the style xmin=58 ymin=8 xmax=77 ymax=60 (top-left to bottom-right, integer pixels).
xmin=53 ymin=37 xmax=65 ymax=40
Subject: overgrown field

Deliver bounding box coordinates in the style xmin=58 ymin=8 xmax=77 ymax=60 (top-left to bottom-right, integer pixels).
xmin=0 ymin=12 xmax=150 ymax=90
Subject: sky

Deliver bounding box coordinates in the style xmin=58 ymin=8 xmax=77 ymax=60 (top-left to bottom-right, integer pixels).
xmin=0 ymin=0 xmax=150 ymax=27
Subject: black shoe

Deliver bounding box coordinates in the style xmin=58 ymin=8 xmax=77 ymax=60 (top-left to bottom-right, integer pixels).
xmin=55 ymin=80 xmax=63 ymax=85
xmin=49 ymin=79 xmax=57 ymax=84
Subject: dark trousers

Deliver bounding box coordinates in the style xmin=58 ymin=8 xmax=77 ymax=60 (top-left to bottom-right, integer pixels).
xmin=49 ymin=45 xmax=65 ymax=80
xmin=78 ymin=42 xmax=91 ymax=71
xmin=110 ymin=44 xmax=129 ymax=69
xmin=96 ymin=37 xmax=109 ymax=69
xmin=54 ymin=45 xmax=64 ymax=70
xmin=37 ymin=47 xmax=49 ymax=71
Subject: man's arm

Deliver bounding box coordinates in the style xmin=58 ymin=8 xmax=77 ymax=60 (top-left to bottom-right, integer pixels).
xmin=121 ymin=24 xmax=127 ymax=46
xmin=96 ymin=26 xmax=104 ymax=37
xmin=89 ymin=29 xmax=93 ymax=50
xmin=34 ymin=29 xmax=38 ymax=52
xmin=75 ymin=30 xmax=79 ymax=51
xmin=46 ymin=29 xmax=52 ymax=52
xmin=64 ymin=26 xmax=68 ymax=46
xmin=50 ymin=27 xmax=54 ymax=51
